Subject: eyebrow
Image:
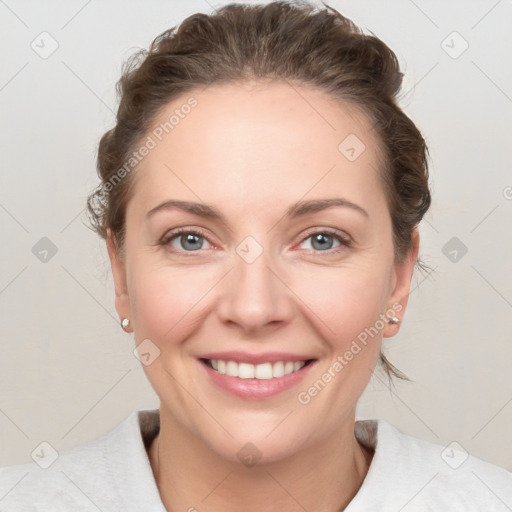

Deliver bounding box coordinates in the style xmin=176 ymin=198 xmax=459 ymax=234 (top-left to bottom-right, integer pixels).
xmin=146 ymin=198 xmax=369 ymax=222
xmin=146 ymin=200 xmax=224 ymax=221
xmin=285 ymin=198 xmax=369 ymax=219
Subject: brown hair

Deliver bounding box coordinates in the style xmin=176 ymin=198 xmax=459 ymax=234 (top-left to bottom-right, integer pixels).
xmin=87 ymin=0 xmax=431 ymax=379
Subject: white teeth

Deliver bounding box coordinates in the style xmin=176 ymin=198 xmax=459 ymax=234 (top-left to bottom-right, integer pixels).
xmin=226 ymin=361 xmax=238 ymax=377
xmin=255 ymin=363 xmax=273 ymax=380
xmin=272 ymin=361 xmax=285 ymax=378
xmin=208 ymin=359 xmax=308 ymax=379
xmin=238 ymin=363 xmax=255 ymax=379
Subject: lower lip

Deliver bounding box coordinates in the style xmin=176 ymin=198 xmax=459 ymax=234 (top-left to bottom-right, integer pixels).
xmin=199 ymin=360 xmax=315 ymax=400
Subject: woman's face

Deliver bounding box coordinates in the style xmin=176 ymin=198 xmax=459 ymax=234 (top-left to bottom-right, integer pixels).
xmin=109 ymin=81 xmax=417 ymax=463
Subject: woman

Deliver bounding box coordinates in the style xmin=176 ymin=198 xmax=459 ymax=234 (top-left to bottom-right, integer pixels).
xmin=1 ymin=1 xmax=510 ymax=510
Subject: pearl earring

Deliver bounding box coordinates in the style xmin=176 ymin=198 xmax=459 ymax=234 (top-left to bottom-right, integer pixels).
xmin=121 ymin=318 xmax=131 ymax=332
xmin=388 ymin=316 xmax=400 ymax=325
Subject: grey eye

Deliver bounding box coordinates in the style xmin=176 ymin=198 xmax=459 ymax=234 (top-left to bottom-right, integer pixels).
xmin=302 ymin=233 xmax=339 ymax=251
xmin=168 ymin=232 xmax=210 ymax=251
xmin=312 ymin=233 xmax=334 ymax=250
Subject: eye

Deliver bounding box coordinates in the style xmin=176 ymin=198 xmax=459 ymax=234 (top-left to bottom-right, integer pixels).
xmin=162 ymin=228 xmax=212 ymax=252
xmin=299 ymin=230 xmax=350 ymax=252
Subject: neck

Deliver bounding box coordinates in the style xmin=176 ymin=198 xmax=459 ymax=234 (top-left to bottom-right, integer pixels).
xmin=148 ymin=407 xmax=373 ymax=512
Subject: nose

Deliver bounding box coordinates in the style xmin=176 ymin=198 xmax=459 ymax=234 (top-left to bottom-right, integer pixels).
xmin=216 ymin=248 xmax=294 ymax=335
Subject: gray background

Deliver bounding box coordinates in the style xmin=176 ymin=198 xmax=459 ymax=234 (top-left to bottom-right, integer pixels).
xmin=1 ymin=0 xmax=511 ymax=470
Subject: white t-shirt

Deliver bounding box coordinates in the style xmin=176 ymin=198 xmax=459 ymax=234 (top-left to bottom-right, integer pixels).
xmin=1 ymin=409 xmax=510 ymax=511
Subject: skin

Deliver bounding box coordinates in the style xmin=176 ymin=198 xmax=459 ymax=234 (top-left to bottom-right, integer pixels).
xmin=107 ymin=80 xmax=419 ymax=511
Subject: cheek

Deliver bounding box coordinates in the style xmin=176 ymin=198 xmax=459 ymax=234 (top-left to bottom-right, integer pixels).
xmin=291 ymin=262 xmax=391 ymax=347
xmin=283 ymin=265 xmax=391 ymax=429
xmin=129 ymin=256 xmax=393 ymax=352
xmin=130 ymin=265 xmax=219 ymax=344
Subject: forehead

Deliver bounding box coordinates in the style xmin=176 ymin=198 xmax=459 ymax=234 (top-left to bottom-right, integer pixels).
xmin=130 ymin=81 xmax=386 ymax=217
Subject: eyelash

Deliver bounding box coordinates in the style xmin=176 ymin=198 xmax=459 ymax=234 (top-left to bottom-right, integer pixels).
xmin=161 ymin=228 xmax=210 ymax=254
xmin=297 ymin=228 xmax=352 ymax=254
xmin=160 ymin=227 xmax=352 ymax=256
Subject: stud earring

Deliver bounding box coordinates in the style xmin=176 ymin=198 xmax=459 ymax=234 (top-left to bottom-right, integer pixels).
xmin=121 ymin=318 xmax=131 ymax=332
xmin=388 ymin=316 xmax=400 ymax=325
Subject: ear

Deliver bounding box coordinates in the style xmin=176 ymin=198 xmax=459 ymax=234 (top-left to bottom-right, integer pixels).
xmin=106 ymin=229 xmax=133 ymax=332
xmin=383 ymin=228 xmax=420 ymax=338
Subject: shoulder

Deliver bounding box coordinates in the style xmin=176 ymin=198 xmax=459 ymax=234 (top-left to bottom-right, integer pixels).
xmin=348 ymin=419 xmax=512 ymax=511
xmin=0 ymin=409 xmax=164 ymax=512
xmin=0 ymin=435 xmax=113 ymax=511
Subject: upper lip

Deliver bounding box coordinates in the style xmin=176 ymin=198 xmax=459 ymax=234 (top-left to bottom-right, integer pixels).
xmin=199 ymin=351 xmax=316 ymax=365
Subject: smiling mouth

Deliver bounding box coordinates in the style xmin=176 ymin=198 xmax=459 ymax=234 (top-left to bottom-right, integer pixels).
xmin=200 ymin=358 xmax=315 ymax=379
